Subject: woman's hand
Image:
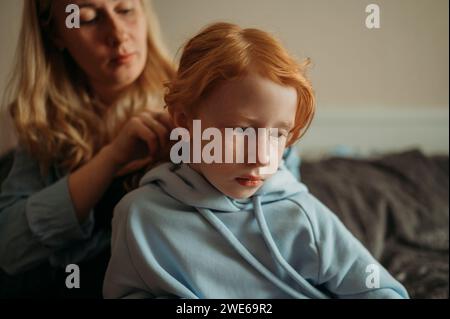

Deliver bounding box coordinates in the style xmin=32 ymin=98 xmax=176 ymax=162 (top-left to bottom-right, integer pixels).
xmin=105 ymin=109 xmax=174 ymax=177
xmin=69 ymin=110 xmax=173 ymax=222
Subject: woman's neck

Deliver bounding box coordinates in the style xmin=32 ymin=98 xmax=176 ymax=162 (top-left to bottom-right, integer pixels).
xmin=90 ymin=81 xmax=127 ymax=106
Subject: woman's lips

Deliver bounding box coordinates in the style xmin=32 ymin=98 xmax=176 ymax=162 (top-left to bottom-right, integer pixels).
xmin=235 ymin=175 xmax=264 ymax=187
xmin=110 ymin=52 xmax=136 ymax=66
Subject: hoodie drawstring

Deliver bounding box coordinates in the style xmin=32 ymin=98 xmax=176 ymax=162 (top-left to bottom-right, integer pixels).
xmin=196 ymin=201 xmax=328 ymax=299
xmin=253 ymin=195 xmax=329 ymax=299
xmin=196 ymin=207 xmax=307 ymax=298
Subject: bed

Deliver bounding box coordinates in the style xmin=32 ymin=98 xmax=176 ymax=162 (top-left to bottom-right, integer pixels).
xmin=0 ymin=149 xmax=448 ymax=298
xmin=300 ymin=149 xmax=449 ymax=298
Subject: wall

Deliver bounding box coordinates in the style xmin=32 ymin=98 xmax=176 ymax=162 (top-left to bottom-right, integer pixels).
xmin=0 ymin=0 xmax=448 ymax=157
xmin=153 ymin=0 xmax=448 ymax=109
xmin=0 ymin=0 xmax=22 ymax=156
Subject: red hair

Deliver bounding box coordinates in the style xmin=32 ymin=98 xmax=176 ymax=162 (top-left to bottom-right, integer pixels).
xmin=165 ymin=22 xmax=315 ymax=145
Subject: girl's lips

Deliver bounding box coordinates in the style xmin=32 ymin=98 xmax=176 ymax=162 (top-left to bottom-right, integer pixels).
xmin=235 ymin=175 xmax=264 ymax=187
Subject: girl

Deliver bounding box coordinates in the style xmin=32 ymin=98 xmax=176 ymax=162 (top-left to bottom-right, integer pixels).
xmin=103 ymin=22 xmax=409 ymax=299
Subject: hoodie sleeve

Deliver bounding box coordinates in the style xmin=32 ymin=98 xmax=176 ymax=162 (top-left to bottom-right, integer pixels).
xmin=299 ymin=193 xmax=409 ymax=299
xmin=0 ymin=148 xmax=94 ymax=275
xmin=103 ymin=188 xmax=198 ymax=299
xmin=102 ymin=194 xmax=155 ymax=299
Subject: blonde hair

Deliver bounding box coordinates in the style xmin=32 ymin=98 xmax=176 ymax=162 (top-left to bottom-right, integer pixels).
xmin=3 ymin=0 xmax=175 ymax=174
xmin=165 ymin=22 xmax=315 ymax=146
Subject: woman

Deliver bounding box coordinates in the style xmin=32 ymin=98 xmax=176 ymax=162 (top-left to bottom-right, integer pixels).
xmin=0 ymin=0 xmax=175 ymax=298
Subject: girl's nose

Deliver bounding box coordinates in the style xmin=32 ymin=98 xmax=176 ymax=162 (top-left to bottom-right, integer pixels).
xmin=248 ymin=132 xmax=271 ymax=167
xmin=256 ymin=142 xmax=271 ymax=166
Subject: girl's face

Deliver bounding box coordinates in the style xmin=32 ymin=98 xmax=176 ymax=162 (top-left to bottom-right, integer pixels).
xmin=52 ymin=0 xmax=148 ymax=103
xmin=187 ymin=73 xmax=298 ymax=200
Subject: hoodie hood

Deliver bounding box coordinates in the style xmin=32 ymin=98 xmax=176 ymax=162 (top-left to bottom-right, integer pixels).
xmin=139 ymin=162 xmax=308 ymax=212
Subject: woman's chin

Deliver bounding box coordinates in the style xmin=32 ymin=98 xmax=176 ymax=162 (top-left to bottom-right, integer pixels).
xmin=99 ymin=71 xmax=141 ymax=92
xmin=104 ymin=60 xmax=144 ymax=87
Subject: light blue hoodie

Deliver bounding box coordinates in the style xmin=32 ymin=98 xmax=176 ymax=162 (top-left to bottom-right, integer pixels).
xmin=103 ymin=162 xmax=409 ymax=299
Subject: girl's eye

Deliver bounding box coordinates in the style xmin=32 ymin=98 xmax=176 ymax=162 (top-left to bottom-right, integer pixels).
xmin=233 ymin=127 xmax=252 ymax=133
xmin=268 ymin=129 xmax=287 ymax=139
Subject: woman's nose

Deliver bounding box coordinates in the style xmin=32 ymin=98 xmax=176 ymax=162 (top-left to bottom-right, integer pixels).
xmin=105 ymin=15 xmax=129 ymax=47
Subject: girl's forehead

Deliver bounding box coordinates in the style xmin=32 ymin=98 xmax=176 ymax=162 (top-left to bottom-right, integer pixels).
xmin=195 ymin=77 xmax=297 ymax=130
xmin=203 ymin=73 xmax=297 ymax=115
xmin=216 ymin=73 xmax=295 ymax=98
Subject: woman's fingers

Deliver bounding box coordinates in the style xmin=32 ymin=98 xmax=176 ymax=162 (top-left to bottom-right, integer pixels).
xmin=154 ymin=111 xmax=175 ymax=131
xmin=132 ymin=118 xmax=160 ymax=156
xmin=112 ymin=110 xmax=173 ymax=175
xmin=116 ymin=157 xmax=153 ymax=177
xmin=139 ymin=112 xmax=170 ymax=150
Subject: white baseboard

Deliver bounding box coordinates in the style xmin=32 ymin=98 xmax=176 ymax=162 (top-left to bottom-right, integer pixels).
xmin=295 ymin=107 xmax=449 ymax=160
xmin=2 ymin=108 xmax=449 ymax=160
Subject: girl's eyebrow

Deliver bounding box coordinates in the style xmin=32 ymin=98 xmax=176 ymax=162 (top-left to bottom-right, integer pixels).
xmin=227 ymin=115 xmax=293 ymax=130
xmin=275 ymin=121 xmax=294 ymax=130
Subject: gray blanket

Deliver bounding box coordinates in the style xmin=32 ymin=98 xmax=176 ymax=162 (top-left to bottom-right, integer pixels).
xmin=301 ymin=150 xmax=449 ymax=298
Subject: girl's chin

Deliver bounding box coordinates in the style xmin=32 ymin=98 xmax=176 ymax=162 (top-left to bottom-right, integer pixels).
xmin=223 ymin=188 xmax=260 ymax=200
